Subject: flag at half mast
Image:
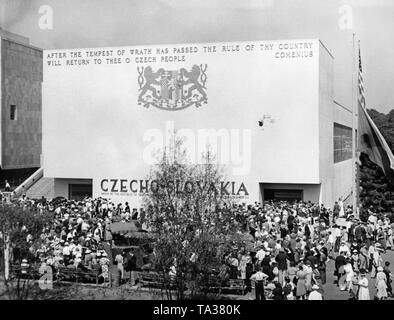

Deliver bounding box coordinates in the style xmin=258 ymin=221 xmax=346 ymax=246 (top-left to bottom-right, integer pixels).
xmin=357 ymin=44 xmax=394 ymax=180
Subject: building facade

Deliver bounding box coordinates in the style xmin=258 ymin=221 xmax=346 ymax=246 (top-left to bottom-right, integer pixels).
xmin=41 ymin=39 xmax=355 ymax=207
xmin=0 ymin=29 xmax=42 ymax=188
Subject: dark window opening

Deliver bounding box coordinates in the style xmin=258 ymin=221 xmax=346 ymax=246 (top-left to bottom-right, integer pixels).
xmin=334 ymin=122 xmax=353 ymax=163
xmin=264 ymin=189 xmax=303 ymax=202
xmin=10 ymin=105 xmax=17 ymax=121
xmin=68 ymin=184 xmax=92 ymax=201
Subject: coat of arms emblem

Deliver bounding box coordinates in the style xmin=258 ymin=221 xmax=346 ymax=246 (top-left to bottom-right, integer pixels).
xmin=137 ymin=64 xmax=208 ymax=111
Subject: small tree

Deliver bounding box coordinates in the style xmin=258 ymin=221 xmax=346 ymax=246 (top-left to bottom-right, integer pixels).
xmin=143 ymin=137 xmax=239 ymax=299
xmin=0 ymin=203 xmax=54 ymax=299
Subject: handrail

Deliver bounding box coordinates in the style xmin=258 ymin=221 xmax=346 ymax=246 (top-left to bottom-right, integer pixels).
xmin=12 ymin=168 xmax=44 ymax=198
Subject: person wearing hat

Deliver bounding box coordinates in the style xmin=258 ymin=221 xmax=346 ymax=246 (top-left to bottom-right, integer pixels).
xmin=339 ymin=240 xmax=350 ymax=257
xmin=371 ymin=244 xmax=384 ymax=278
xmin=355 ymin=222 xmax=366 ymax=243
xmin=335 ymin=251 xmax=346 ymax=287
xmin=332 ymin=224 xmax=342 ymax=253
xmin=84 ymin=249 xmax=93 ymax=269
xmin=376 ymin=266 xmax=388 ymax=300
xmin=387 ymin=225 xmax=393 ymax=251
xmin=276 ymin=248 xmax=288 ymax=286
xmin=295 ymin=263 xmax=307 ymax=300
xmin=333 ymin=201 xmax=340 ymax=223
xmin=98 ymin=252 xmax=110 ymax=284
xmin=115 ymin=251 xmax=125 ymax=284
xmin=21 ymin=258 xmax=30 ymax=277
xmin=318 ymin=248 xmax=327 ymax=285
xmin=350 ymin=240 xmax=359 ymax=253
xmin=327 ymin=231 xmax=335 ymax=258
xmin=303 ymin=260 xmax=314 ymax=293
xmin=351 ymin=250 xmax=360 ymax=273
xmin=255 ymin=245 xmax=266 ymax=264
xmin=308 ymin=284 xmax=323 ymax=300
xmin=343 ymin=258 xmax=355 ymax=293
xmin=283 ymin=276 xmax=295 ymax=300
xmin=358 ymin=244 xmax=368 ymax=272
xmin=357 ymin=270 xmax=370 ymax=300
xmin=383 ymin=261 xmax=394 ymax=298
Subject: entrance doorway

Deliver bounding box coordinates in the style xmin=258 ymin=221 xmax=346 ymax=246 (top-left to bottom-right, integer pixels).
xmin=68 ymin=184 xmax=92 ymax=201
xmin=264 ymin=189 xmax=303 ymax=202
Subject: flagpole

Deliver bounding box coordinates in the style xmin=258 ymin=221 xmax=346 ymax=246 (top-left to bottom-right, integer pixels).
xmin=355 ymin=39 xmax=361 ymax=218
xmin=351 ymin=33 xmax=357 ymax=213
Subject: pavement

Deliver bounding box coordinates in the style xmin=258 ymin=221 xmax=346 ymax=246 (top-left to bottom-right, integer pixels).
xmin=321 ymin=249 xmax=394 ymax=300
xmin=239 ymin=249 xmax=394 ymax=300
xmin=109 ymin=239 xmax=394 ymax=300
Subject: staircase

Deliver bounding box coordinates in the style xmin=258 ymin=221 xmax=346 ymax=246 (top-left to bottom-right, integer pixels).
xmin=25 ymin=177 xmax=55 ymax=200
xmin=12 ymin=168 xmax=55 ymax=200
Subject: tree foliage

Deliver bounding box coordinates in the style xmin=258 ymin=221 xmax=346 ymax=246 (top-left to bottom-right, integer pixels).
xmin=359 ymin=109 xmax=394 ymax=221
xmin=0 ymin=204 xmax=54 ymax=260
xmin=0 ymin=204 xmax=54 ymax=300
xmin=143 ymin=137 xmax=240 ymax=299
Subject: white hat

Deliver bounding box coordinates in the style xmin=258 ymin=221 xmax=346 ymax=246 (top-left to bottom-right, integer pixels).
xmin=312 ymin=284 xmax=319 ymax=290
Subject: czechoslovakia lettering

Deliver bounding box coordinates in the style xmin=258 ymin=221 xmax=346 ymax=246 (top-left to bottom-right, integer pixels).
xmin=100 ymin=179 xmax=249 ymax=196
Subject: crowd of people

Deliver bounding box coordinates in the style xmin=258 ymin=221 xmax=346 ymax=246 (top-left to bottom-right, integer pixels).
xmin=7 ymin=197 xmax=147 ymax=285
xmin=3 ymin=195 xmax=394 ymax=300
xmin=211 ymin=200 xmax=394 ymax=300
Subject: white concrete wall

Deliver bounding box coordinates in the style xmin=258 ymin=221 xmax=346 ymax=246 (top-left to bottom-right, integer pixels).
xmin=333 ymin=101 xmax=354 ymax=204
xmin=318 ymin=41 xmax=335 ymax=207
xmin=43 ymin=39 xmax=321 ymax=207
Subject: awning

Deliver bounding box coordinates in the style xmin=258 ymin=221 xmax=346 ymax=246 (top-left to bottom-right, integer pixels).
xmin=123 ymin=232 xmax=157 ymax=239
xmin=110 ymin=221 xmax=140 ymax=234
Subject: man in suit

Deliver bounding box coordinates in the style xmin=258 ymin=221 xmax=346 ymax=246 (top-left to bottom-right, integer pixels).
xmin=124 ymin=250 xmax=137 ymax=285
xmin=275 ymin=248 xmax=288 ymax=285
xmin=355 ymin=222 xmax=366 ymax=244
xmin=132 ymin=208 xmax=139 ymax=220
xmin=333 ymin=202 xmax=340 ymax=223
xmin=335 ymin=251 xmax=346 ymax=286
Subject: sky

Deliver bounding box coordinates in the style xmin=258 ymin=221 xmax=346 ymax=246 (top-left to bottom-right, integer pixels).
xmin=1 ymin=0 xmax=394 ymax=113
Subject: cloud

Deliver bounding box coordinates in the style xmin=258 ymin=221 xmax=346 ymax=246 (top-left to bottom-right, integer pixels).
xmin=0 ymin=0 xmax=33 ymax=29
xmin=160 ymin=0 xmax=274 ymax=9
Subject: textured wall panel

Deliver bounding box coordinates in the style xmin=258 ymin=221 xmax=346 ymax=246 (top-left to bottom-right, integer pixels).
xmin=2 ymin=39 xmax=42 ymax=169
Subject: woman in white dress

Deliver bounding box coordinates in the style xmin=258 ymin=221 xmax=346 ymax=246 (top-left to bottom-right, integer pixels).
xmin=238 ymin=249 xmax=250 ymax=281
xmin=303 ymin=261 xmax=313 ymax=293
xmin=376 ymin=266 xmax=388 ymax=300
xmin=344 ymin=258 xmax=354 ymax=293
xmin=357 ymin=271 xmax=370 ymax=300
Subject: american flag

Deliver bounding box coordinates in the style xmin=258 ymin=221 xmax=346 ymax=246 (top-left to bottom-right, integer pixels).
xmin=357 ymin=43 xmax=394 ymax=179
xmin=358 ymin=47 xmax=366 ymax=110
